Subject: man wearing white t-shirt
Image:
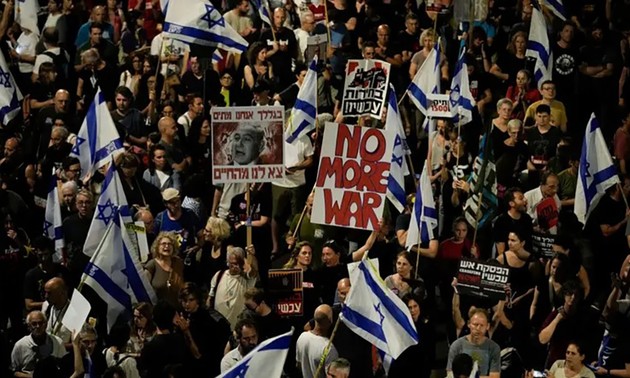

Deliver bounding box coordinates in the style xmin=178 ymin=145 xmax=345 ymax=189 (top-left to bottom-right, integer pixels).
xmin=271 ymin=133 xmax=314 ymax=253
xmin=296 ymin=304 xmax=338 ymax=378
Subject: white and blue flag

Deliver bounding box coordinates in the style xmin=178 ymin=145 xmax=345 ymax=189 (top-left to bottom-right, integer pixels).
xmin=83 ymin=159 xmax=132 ymax=257
xmin=163 ymin=0 xmax=249 ymax=54
xmin=286 ymin=55 xmax=318 ymax=144
xmin=526 ymin=3 xmax=553 ymax=89
xmin=211 ymin=49 xmax=224 ymax=65
xmin=160 ymin=0 xmax=169 ymax=15
xmin=543 ymin=0 xmax=567 ymax=21
xmin=44 ymin=175 xmax=65 ymax=264
xmin=385 ymin=85 xmax=410 ymax=213
xmin=253 ymin=0 xmax=272 ymax=26
xmin=341 ymin=259 xmax=418 ymax=359
xmin=574 ymin=113 xmax=620 ymax=224
xmin=70 ymin=89 xmax=124 ymax=180
xmin=0 ymin=51 xmax=23 ymax=125
xmin=82 ymin=209 xmax=157 ymax=331
xmin=449 ymin=45 xmax=475 ymax=125
xmin=408 ymin=42 xmax=441 ymax=117
xmin=14 ymin=0 xmax=40 ymax=35
xmin=406 ymin=162 xmax=438 ymax=249
xmin=217 ymin=328 xmax=294 ymax=378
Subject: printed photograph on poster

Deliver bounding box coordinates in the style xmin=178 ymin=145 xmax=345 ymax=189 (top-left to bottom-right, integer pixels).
xmin=311 ymin=122 xmax=393 ymax=231
xmin=211 ymin=106 xmax=285 ymax=184
xmin=456 ymin=258 xmax=509 ymax=301
xmin=342 ymin=59 xmax=391 ymax=119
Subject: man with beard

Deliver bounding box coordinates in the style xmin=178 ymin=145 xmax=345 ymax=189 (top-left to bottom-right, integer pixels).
xmin=111 ymin=86 xmax=145 ymax=147
xmin=62 ymin=189 xmax=94 ymax=285
xmin=220 ymin=318 xmax=259 ymax=372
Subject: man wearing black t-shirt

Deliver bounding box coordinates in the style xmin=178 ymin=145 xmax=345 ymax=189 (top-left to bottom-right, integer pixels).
xmin=493 ymin=187 xmax=534 ymax=257
xmin=260 ymin=8 xmax=298 ymax=92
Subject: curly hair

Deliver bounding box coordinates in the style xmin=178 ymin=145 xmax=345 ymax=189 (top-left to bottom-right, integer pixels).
xmin=205 ymin=217 xmax=231 ymax=242
xmin=150 ymin=231 xmax=180 ymax=259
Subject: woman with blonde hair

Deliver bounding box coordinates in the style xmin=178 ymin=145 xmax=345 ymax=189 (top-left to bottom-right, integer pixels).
xmin=144 ymin=232 xmax=184 ymax=307
xmin=490 ymin=98 xmax=514 ymax=158
xmin=198 ymin=217 xmax=232 ymax=286
xmin=409 ymin=29 xmax=449 ymax=81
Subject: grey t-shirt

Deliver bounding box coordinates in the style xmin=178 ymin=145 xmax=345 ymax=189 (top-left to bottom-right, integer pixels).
xmin=446 ymin=336 xmax=501 ymax=376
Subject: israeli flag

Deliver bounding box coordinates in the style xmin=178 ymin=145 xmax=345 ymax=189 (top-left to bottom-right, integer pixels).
xmin=43 ymin=175 xmax=65 ymax=264
xmin=82 ymin=209 xmax=156 ymax=331
xmin=526 ymin=3 xmax=553 ymax=89
xmin=574 ymin=113 xmax=620 ymax=224
xmin=218 ymin=328 xmax=294 ymax=378
xmin=253 ymin=0 xmax=272 ymax=26
xmin=70 ymin=89 xmax=124 ymax=181
xmin=83 ymin=159 xmax=132 ymax=257
xmin=163 ymin=0 xmax=249 ymax=54
xmin=543 ymin=0 xmax=567 ymax=21
xmin=211 ymin=49 xmax=224 ymax=65
xmin=0 ymin=51 xmax=23 ymax=125
xmin=406 ymin=162 xmax=438 ymax=249
xmin=385 ymin=85 xmax=410 ymax=213
xmin=161 ymin=0 xmax=169 ymax=15
xmin=340 ymin=259 xmax=418 ymax=359
xmin=450 ymin=45 xmax=476 ymax=125
xmin=408 ymin=42 xmax=441 ymax=117
xmin=286 ymin=55 xmax=318 ymax=144
xmin=14 ymin=0 xmax=40 ymax=35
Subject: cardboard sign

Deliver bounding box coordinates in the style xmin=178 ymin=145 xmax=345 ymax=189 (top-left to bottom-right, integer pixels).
xmin=211 ymin=107 xmax=285 ymax=184
xmin=312 ymin=123 xmax=393 ymax=230
xmin=342 ymin=59 xmax=391 ymax=119
xmin=531 ymin=231 xmax=556 ymax=258
xmin=457 ymin=258 xmax=509 ymax=301
xmin=427 ymin=93 xmax=453 ymax=118
xmin=268 ymin=269 xmax=303 ymax=317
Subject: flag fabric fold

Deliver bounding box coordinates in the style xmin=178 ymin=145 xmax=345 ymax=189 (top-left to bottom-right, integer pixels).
xmin=526 ymin=3 xmax=553 ymax=89
xmin=449 ymin=45 xmax=476 ymax=125
xmin=574 ymin=113 xmax=620 ymax=224
xmin=463 ymin=133 xmax=498 ymax=229
xmin=252 ymin=0 xmax=272 ymax=26
xmin=408 ymin=42 xmax=441 ymax=117
xmin=44 ymin=175 xmax=65 ymax=264
xmin=286 ymin=56 xmax=318 ymax=144
xmin=83 ymin=159 xmax=132 ymax=257
xmin=0 ymin=51 xmax=23 ymax=125
xmin=340 ymin=259 xmax=418 ymax=359
xmin=69 ymin=89 xmax=124 ymax=180
xmin=82 ymin=210 xmax=156 ymax=331
xmin=385 ymin=85 xmax=410 ymax=213
xmin=217 ymin=328 xmax=294 ymax=378
xmin=543 ymin=0 xmax=567 ymax=21
xmin=163 ymin=0 xmax=249 ymax=54
xmin=406 ymin=162 xmax=438 ymax=249
xmin=14 ymin=0 xmax=40 ymax=35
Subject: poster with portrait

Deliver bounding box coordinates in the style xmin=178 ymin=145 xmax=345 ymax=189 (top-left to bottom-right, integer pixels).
xmin=311 ymin=122 xmax=393 ymax=231
xmin=342 ymin=59 xmax=391 ymax=119
xmin=211 ymin=106 xmax=285 ymax=184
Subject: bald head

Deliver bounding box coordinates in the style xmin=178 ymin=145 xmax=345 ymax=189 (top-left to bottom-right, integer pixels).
xmin=54 ymin=89 xmax=70 ymax=113
xmin=337 ymin=278 xmax=351 ymax=304
xmin=44 ymin=277 xmax=68 ymax=307
xmin=158 ymin=116 xmax=178 ymax=139
xmin=3 ymin=138 xmax=19 ymax=159
xmin=314 ymin=304 xmax=333 ymax=329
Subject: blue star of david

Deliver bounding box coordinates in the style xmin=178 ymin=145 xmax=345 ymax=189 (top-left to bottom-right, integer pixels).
xmin=450 ymin=84 xmax=460 ymax=106
xmin=201 ymin=4 xmax=224 ymax=29
xmin=43 ymin=220 xmax=53 ymax=237
xmin=0 ymin=67 xmax=12 ymax=89
xmin=71 ymin=136 xmax=86 ymax=155
xmin=96 ymin=199 xmax=118 ymax=226
xmin=374 ymin=303 xmax=385 ymax=326
xmin=231 ymin=361 xmax=250 ymax=377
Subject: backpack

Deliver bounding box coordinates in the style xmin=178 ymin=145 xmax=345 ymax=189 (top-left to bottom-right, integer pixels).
xmin=43 ymin=49 xmax=69 ymax=81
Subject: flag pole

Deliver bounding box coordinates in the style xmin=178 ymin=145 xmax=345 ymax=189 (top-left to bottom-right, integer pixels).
xmin=470 ymin=186 xmax=484 ymax=248
xmin=617 ymin=182 xmax=629 ymax=209
xmin=292 ymin=187 xmax=314 ymax=239
xmin=246 ymin=184 xmax=252 ymax=247
xmin=265 ymin=0 xmax=277 ymax=42
xmin=323 ymin=0 xmax=332 ymax=50
xmin=313 ymin=314 xmax=343 ymax=378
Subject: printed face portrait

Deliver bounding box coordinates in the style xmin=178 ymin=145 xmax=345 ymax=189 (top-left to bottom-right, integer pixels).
xmin=231 ymin=124 xmax=265 ymax=165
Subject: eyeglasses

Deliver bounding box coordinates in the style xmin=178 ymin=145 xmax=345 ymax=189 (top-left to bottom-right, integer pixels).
xmin=160 ymin=242 xmax=173 ymax=246
xmin=29 ymin=320 xmax=45 ymax=327
xmin=221 ymin=76 xmax=233 ymax=80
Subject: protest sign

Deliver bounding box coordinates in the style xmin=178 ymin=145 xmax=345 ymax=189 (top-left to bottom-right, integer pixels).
xmin=211 ymin=106 xmax=285 ymax=184
xmin=62 ymin=289 xmax=91 ymax=339
xmin=531 ymin=231 xmax=556 ymax=258
xmin=536 ymin=197 xmax=559 ymax=233
xmin=342 ymin=59 xmax=391 ymax=119
xmin=268 ymin=269 xmax=303 ymax=316
xmin=456 ymin=258 xmax=509 ymax=301
xmin=312 ymin=122 xmax=393 ymax=230
xmin=427 ymin=93 xmax=453 ymax=118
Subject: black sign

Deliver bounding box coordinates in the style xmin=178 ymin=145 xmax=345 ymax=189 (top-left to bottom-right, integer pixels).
xmin=456 ymin=258 xmax=510 ymax=301
xmin=531 ymin=231 xmax=556 ymax=258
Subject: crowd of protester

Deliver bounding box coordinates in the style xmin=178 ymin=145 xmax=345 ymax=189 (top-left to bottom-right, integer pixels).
xmin=1 ymin=0 xmax=630 ymax=377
